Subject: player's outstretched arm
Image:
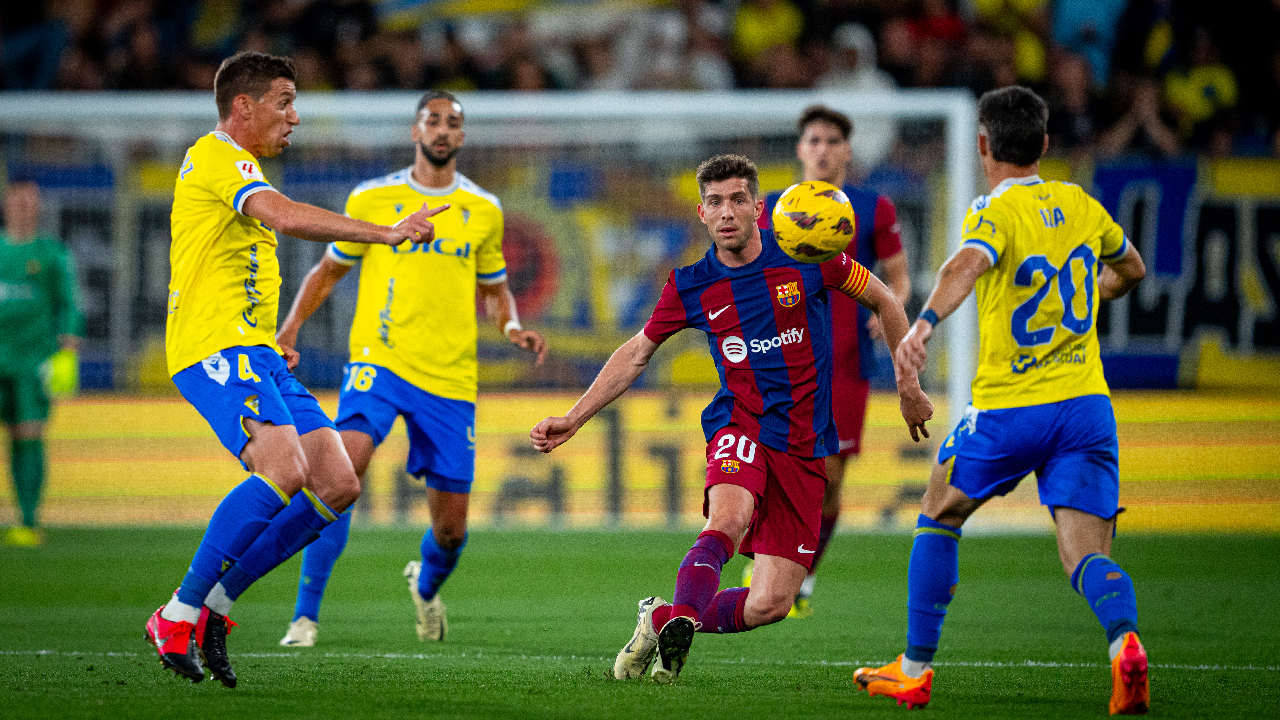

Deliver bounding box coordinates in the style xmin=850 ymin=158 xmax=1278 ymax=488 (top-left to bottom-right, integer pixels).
xmin=479 ymin=280 xmax=548 ymax=366
xmin=1098 ymin=244 xmax=1146 ymax=301
xmin=243 ymin=192 xmax=448 ymax=247
xmin=276 ymin=255 xmax=351 ymax=369
xmin=855 ymin=275 xmax=933 ymax=441
xmin=895 ymin=247 xmax=991 ymax=374
xmin=530 ymin=331 xmax=659 ymax=453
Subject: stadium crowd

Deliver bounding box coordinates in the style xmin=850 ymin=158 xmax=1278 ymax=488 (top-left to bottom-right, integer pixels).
xmin=2 ymin=0 xmax=1279 ymax=160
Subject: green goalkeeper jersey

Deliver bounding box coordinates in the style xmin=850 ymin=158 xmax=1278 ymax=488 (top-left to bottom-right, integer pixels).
xmin=0 ymin=232 xmax=83 ymax=373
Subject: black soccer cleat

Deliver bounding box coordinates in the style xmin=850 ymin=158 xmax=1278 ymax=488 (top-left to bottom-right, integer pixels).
xmin=196 ymin=607 xmax=238 ymax=688
xmin=144 ymin=606 xmax=204 ymax=683
xmin=651 ymin=615 xmax=696 ymax=683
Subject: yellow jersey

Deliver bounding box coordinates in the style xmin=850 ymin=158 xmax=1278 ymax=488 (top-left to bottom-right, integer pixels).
xmin=959 ymin=175 xmax=1129 ymax=410
xmin=167 ymin=131 xmax=282 ymax=376
xmin=328 ymin=169 xmax=506 ymax=403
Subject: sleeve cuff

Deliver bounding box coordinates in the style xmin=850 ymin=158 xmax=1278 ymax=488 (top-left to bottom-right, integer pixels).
xmin=326 ymin=244 xmax=361 ymax=266
xmin=233 ymin=181 xmax=275 ymax=214
xmin=477 ymin=268 xmax=507 ymax=285
xmin=961 ymin=239 xmax=998 ymax=265
xmin=1101 ymin=237 xmax=1130 ymax=261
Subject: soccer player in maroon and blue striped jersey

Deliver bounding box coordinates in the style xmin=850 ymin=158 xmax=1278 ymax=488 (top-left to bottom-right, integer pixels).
xmin=530 ymin=154 xmax=932 ymax=682
xmin=757 ymin=105 xmax=912 ymax=617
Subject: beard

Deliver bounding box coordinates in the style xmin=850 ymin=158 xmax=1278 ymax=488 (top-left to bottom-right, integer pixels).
xmin=420 ymin=140 xmax=459 ymax=168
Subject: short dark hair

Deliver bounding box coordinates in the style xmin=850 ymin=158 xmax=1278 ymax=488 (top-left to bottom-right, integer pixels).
xmin=977 ymin=86 xmax=1049 ymax=166
xmin=214 ymin=51 xmax=297 ymax=120
xmin=416 ymin=90 xmax=463 ymax=119
xmin=797 ymin=105 xmax=853 ymax=140
xmin=695 ymin=154 xmax=759 ymax=200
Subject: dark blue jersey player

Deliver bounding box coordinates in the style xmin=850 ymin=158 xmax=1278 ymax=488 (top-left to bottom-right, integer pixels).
xmin=531 ymin=154 xmax=933 ymax=683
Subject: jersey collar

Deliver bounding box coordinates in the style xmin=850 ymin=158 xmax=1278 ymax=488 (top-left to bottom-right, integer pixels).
xmin=406 ymin=168 xmax=460 ymax=196
xmin=211 ymin=131 xmax=245 ymax=152
xmin=990 ymin=174 xmax=1043 ymax=196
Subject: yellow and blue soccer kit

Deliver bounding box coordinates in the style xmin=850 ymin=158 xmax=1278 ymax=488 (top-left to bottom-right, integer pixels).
xmin=327 ymin=169 xmax=506 ymax=491
xmin=903 ymin=175 xmax=1142 ymax=676
xmin=161 ymin=131 xmax=342 ymax=634
xmin=168 ymin=131 xmax=335 ymax=460
xmin=938 ymin=175 xmax=1130 ymax=519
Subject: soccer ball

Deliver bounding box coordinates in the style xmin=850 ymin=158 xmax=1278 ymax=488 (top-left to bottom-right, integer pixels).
xmin=771 ymin=180 xmax=856 ymax=263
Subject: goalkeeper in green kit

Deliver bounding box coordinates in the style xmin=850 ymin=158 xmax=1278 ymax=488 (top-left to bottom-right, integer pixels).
xmin=1 ymin=177 xmax=83 ymax=547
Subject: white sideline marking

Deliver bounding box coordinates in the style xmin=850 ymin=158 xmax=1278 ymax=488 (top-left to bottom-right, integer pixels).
xmin=2 ymin=649 xmax=1276 ymax=672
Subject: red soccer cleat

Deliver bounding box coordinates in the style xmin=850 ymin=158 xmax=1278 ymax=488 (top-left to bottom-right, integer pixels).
xmin=854 ymin=654 xmax=932 ymax=709
xmin=144 ymin=606 xmax=204 ymax=683
xmin=1110 ymin=632 xmax=1149 ymax=715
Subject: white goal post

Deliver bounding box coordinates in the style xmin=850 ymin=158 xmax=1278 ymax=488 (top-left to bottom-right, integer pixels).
xmin=0 ymin=89 xmax=978 ymax=424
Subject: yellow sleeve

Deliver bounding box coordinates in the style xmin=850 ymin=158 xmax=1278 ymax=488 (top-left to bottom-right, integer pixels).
xmin=960 ymin=201 xmax=1006 ymax=266
xmin=1096 ymin=201 xmax=1129 ymax=263
xmin=327 ymin=188 xmax=371 ymax=266
xmin=475 ymin=203 xmax=507 ymax=286
xmin=195 ymin=139 xmax=277 ymax=215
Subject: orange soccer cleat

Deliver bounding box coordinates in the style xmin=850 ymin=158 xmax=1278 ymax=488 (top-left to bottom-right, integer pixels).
xmin=144 ymin=606 xmax=204 ymax=683
xmin=854 ymin=654 xmax=933 ymax=709
xmin=1110 ymin=632 xmax=1149 ymax=715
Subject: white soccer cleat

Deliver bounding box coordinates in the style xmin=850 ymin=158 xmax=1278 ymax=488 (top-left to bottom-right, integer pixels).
xmin=279 ymin=617 xmax=318 ymax=647
xmin=403 ymin=561 xmax=448 ymax=641
xmin=613 ymin=596 xmax=665 ymax=680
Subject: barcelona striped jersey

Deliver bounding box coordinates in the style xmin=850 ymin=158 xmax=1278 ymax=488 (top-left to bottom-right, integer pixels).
xmin=167 ymin=131 xmax=282 ymax=376
xmin=643 ymin=230 xmax=871 ymax=457
xmin=762 ymin=182 xmax=903 ymax=380
xmin=959 ymin=175 xmax=1129 ymax=409
xmin=327 ymin=169 xmax=506 ymax=403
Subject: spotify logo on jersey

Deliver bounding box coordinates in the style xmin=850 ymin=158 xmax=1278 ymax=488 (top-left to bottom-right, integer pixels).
xmin=721 ymin=336 xmax=748 ymax=363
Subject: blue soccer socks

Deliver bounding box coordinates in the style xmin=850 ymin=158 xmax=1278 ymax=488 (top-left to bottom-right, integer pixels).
xmin=905 ymin=515 xmax=962 ymax=664
xmin=1072 ymin=553 xmax=1139 ymax=644
xmin=171 ymin=474 xmax=289 ymax=616
xmin=294 ymin=510 xmax=352 ymax=622
xmin=418 ymin=528 xmax=467 ymax=600
xmin=212 ymin=489 xmax=338 ymax=612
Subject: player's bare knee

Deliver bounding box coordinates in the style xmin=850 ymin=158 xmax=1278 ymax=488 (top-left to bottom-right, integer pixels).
xmin=433 ymin=522 xmax=467 ymax=550
xmin=316 ymin=468 xmax=361 ymax=509
xmin=746 ymin=592 xmax=791 ymax=626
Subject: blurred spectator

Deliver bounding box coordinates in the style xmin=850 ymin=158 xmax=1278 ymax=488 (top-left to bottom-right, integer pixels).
xmin=1046 ymin=51 xmax=1101 ymax=158
xmin=508 ymin=54 xmax=555 ymax=91
xmin=1096 ymin=76 xmax=1181 ymax=159
xmin=754 ymin=42 xmax=810 ymax=89
xmin=970 ymin=0 xmax=1048 ymax=86
xmin=817 ymin=23 xmax=898 ymax=170
xmin=112 ymin=21 xmax=177 ymax=90
xmin=1052 ymin=0 xmax=1127 ymax=85
xmin=1163 ymin=26 xmax=1237 ymax=150
xmin=187 ymin=0 xmax=243 ymax=60
xmin=1 ymin=5 xmax=71 ymax=89
xmin=876 ymin=15 xmax=915 ymax=88
xmin=908 ymin=0 xmax=965 ymax=46
xmin=1112 ymin=0 xmax=1180 ymax=79
xmin=732 ymin=0 xmax=804 ymax=69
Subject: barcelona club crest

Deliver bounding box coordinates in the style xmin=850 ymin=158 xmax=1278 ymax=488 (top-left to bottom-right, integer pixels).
xmin=776 ymin=281 xmax=801 ymax=308
xmin=720 ymin=459 xmax=740 ymax=474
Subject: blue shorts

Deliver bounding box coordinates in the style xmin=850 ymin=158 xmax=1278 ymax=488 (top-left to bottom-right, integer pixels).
xmin=937 ymin=394 xmax=1120 ymax=519
xmin=334 ymin=363 xmax=475 ymax=494
xmin=173 ymin=345 xmax=336 ymax=464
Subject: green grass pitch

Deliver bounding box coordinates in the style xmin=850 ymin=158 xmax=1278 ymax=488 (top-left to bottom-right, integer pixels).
xmin=2 ymin=528 xmax=1277 ymax=719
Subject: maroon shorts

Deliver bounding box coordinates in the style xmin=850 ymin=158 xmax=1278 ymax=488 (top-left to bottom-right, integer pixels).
xmin=831 ymin=375 xmax=871 ymax=457
xmin=703 ymin=425 xmax=828 ymax=570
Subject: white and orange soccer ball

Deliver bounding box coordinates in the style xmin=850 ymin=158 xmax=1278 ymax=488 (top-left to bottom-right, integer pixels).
xmin=771 ymin=180 xmax=856 ymax=263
